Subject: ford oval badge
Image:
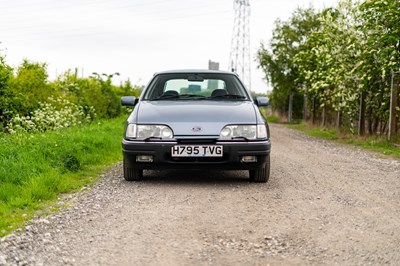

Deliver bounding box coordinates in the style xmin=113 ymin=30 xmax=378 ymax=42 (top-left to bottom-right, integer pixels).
xmin=191 ymin=126 xmax=203 ymax=132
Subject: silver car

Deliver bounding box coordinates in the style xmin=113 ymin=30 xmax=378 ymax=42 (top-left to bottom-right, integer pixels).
xmin=121 ymin=70 xmax=271 ymax=182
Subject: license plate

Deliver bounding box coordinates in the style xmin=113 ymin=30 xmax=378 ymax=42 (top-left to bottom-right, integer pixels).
xmin=171 ymin=145 xmax=223 ymax=157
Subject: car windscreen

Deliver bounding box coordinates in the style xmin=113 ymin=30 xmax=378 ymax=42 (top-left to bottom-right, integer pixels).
xmin=143 ymin=73 xmax=250 ymax=101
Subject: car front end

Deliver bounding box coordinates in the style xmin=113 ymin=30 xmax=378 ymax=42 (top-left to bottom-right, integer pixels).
xmin=121 ymin=70 xmax=271 ymax=182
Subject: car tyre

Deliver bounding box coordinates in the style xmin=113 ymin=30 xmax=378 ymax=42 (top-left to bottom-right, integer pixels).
xmin=123 ymin=158 xmax=143 ymax=181
xmin=249 ymin=156 xmax=270 ymax=183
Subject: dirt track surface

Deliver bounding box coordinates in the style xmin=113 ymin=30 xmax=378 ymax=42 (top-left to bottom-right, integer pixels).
xmin=1 ymin=123 xmax=400 ymax=265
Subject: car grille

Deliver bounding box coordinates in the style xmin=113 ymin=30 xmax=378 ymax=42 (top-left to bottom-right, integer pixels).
xmin=176 ymin=138 xmax=217 ymax=144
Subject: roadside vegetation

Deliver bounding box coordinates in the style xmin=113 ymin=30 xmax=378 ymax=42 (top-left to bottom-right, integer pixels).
xmin=0 ymin=54 xmax=142 ymax=236
xmin=0 ymin=57 xmax=142 ymax=133
xmin=257 ymin=0 xmax=400 ymax=140
xmin=260 ymin=105 xmax=400 ymax=160
xmin=0 ymin=117 xmax=127 ymax=236
xmin=288 ymin=121 xmax=400 ymax=159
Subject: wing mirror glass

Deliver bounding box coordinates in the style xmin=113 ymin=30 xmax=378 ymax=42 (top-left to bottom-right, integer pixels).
xmin=255 ymin=96 xmax=269 ymax=107
xmin=121 ymin=96 xmax=138 ymax=106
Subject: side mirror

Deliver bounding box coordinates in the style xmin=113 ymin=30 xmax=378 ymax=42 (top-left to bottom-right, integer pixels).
xmin=121 ymin=96 xmax=138 ymax=106
xmin=255 ymin=96 xmax=269 ymax=107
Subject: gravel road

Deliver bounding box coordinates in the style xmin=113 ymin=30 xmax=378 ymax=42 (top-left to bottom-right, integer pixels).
xmin=1 ymin=123 xmax=400 ymax=266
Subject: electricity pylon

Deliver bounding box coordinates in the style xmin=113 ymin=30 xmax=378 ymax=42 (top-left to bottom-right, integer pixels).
xmin=229 ymin=0 xmax=251 ymax=90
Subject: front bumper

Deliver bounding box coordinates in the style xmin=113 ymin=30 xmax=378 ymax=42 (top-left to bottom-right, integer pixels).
xmin=122 ymin=139 xmax=271 ymax=171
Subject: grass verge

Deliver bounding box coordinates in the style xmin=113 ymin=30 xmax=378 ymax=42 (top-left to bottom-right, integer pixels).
xmin=288 ymin=122 xmax=400 ymax=159
xmin=0 ymin=116 xmax=126 ymax=236
xmin=266 ymin=116 xmax=280 ymax=123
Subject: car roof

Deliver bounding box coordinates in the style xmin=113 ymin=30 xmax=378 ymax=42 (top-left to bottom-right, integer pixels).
xmin=153 ymin=69 xmax=238 ymax=76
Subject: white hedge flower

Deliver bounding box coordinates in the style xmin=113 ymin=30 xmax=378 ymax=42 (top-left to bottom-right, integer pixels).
xmin=7 ymin=96 xmax=97 ymax=133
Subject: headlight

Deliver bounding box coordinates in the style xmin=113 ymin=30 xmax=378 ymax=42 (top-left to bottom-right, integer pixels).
xmin=125 ymin=124 xmax=174 ymax=139
xmin=219 ymin=124 xmax=268 ymax=140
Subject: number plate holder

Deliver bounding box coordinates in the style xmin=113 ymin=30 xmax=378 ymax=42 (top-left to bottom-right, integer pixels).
xmin=171 ymin=145 xmax=223 ymax=157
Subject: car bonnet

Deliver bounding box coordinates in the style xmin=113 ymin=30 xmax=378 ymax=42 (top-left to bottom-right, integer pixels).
xmin=136 ymin=100 xmax=258 ymax=136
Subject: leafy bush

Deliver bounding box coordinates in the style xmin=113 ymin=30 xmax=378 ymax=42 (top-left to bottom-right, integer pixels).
xmin=54 ymin=70 xmax=125 ymax=119
xmin=0 ymin=55 xmax=14 ymax=130
xmin=1 ymin=56 xmax=141 ymax=131
xmin=7 ymin=96 xmax=96 ymax=133
xmin=9 ymin=60 xmax=55 ymax=116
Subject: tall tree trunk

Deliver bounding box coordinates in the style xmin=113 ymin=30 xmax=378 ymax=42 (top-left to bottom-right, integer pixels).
xmin=367 ymin=107 xmax=373 ymax=135
xmin=336 ymin=111 xmax=341 ymax=130
xmin=397 ymin=89 xmax=400 ymax=135
xmin=321 ymin=104 xmax=326 ymax=127
xmin=373 ymin=117 xmax=379 ymax=135
xmin=381 ymin=121 xmax=387 ymax=135
xmin=303 ymin=87 xmax=308 ymax=121
xmin=358 ymin=91 xmax=365 ymax=136
xmin=288 ymin=93 xmax=293 ymax=123
xmin=389 ymin=74 xmax=399 ymax=139
xmin=312 ymin=97 xmax=317 ymax=124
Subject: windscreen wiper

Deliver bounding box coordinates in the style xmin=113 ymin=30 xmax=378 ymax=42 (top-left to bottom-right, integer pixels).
xmin=212 ymin=94 xmax=247 ymax=100
xmin=179 ymin=94 xmax=206 ymax=99
xmin=152 ymin=95 xmax=180 ymax=100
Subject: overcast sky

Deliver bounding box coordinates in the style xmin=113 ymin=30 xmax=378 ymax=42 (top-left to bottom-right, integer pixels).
xmin=0 ymin=0 xmax=338 ymax=93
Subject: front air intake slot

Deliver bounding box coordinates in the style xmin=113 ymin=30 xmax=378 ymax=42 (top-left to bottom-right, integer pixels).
xmin=175 ymin=135 xmax=219 ymax=144
xmin=177 ymin=139 xmax=217 ymax=144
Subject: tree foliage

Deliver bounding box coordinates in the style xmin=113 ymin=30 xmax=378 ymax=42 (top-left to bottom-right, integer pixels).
xmin=257 ymin=7 xmax=320 ymax=118
xmin=0 ymin=55 xmax=14 ymax=129
xmin=0 ymin=58 xmax=142 ymax=133
xmin=257 ymin=0 xmax=400 ymax=135
xmin=9 ymin=60 xmax=54 ymax=117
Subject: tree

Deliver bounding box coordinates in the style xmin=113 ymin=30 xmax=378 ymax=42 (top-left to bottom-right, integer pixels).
xmin=295 ymin=2 xmax=362 ymax=129
xmin=113 ymin=79 xmax=143 ymax=99
xmin=90 ymin=72 xmax=121 ymax=118
xmin=9 ymin=60 xmax=53 ymax=116
xmin=358 ymin=0 xmax=400 ymax=135
xmin=257 ymin=7 xmax=320 ymax=120
xmin=0 ymin=55 xmax=14 ymax=130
